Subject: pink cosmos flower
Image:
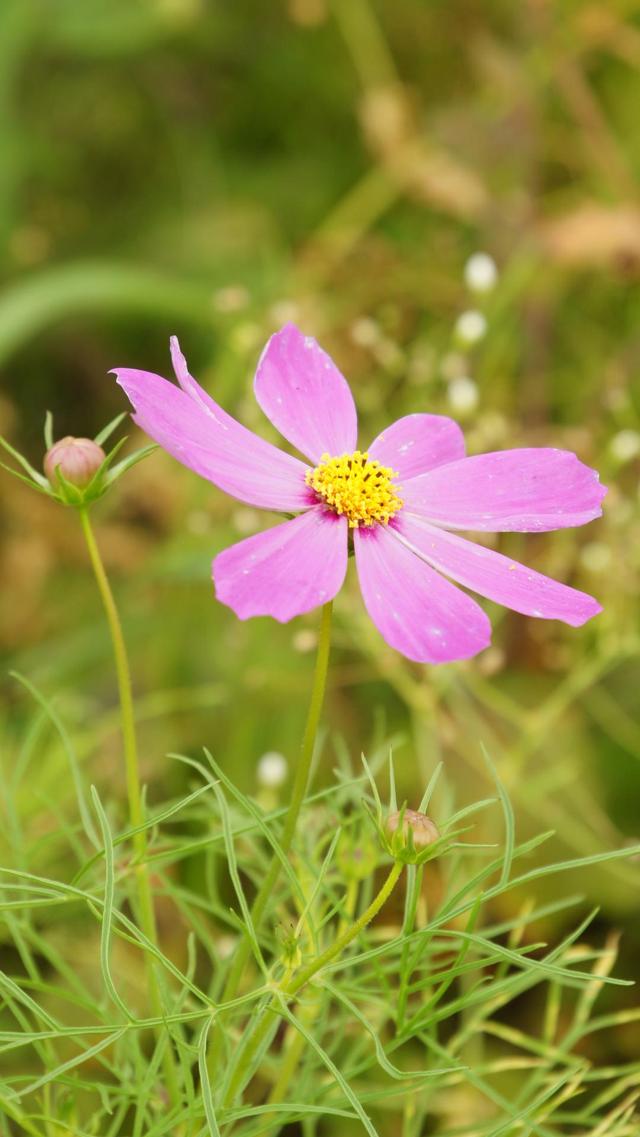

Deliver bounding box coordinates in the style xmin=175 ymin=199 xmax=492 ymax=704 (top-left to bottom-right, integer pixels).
xmin=113 ymin=324 xmax=606 ymax=664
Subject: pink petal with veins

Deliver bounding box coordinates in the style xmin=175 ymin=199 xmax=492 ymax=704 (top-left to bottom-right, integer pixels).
xmin=354 ymin=525 xmax=491 ymax=663
xmin=368 ymin=413 xmax=465 ymax=480
xmin=213 ymin=507 xmax=348 ymax=622
xmin=402 ymin=448 xmax=606 ymax=531
xmin=254 ymin=323 xmax=358 ymax=463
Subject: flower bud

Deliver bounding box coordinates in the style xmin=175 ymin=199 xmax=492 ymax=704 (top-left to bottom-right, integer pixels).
xmin=387 ymin=809 xmax=439 ymax=850
xmin=44 ymin=436 xmax=106 ymax=489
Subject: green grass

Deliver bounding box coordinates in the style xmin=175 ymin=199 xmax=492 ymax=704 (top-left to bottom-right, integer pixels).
xmin=0 ymin=734 xmax=639 ymax=1134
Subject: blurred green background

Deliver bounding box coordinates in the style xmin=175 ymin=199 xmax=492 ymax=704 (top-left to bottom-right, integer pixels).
xmin=1 ymin=0 xmax=639 ymax=1072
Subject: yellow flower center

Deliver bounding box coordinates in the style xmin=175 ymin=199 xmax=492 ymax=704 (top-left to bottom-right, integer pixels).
xmin=306 ymin=450 xmax=403 ymax=528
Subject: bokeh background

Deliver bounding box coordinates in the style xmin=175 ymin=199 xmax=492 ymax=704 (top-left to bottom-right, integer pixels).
xmin=1 ymin=0 xmax=639 ymax=1080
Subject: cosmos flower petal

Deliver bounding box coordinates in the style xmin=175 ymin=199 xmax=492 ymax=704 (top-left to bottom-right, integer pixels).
xmin=401 ymin=449 xmax=607 ymax=531
xmin=395 ymin=514 xmax=602 ymax=627
xmin=254 ymin=323 xmax=358 ymax=463
xmin=169 ymin=335 xmax=222 ymax=413
xmin=368 ymin=413 xmax=465 ymax=479
xmin=213 ymin=508 xmax=348 ymax=622
xmin=114 ymin=361 xmax=311 ymax=513
xmin=354 ymin=525 xmax=491 ymax=664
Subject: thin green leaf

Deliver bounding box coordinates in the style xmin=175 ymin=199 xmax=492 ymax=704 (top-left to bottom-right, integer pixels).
xmin=388 ymin=750 xmax=397 ymax=811
xmin=0 ymin=433 xmax=49 ymax=486
xmin=106 ymin=442 xmax=158 ymax=482
xmin=198 ymin=1018 xmax=222 ymax=1136
xmin=14 ymin=1027 xmax=128 ymax=1101
xmin=201 ymin=750 xmax=307 ymax=914
xmin=481 ymin=743 xmax=515 ymax=886
xmin=418 ymin=761 xmax=443 ymax=813
xmin=11 ymin=671 xmax=99 ymax=849
xmin=73 ymin=781 xmax=215 ymax=884
xmin=94 ymin=411 xmax=127 ymax=446
xmin=44 ymin=410 xmax=54 ymax=449
xmin=211 ymin=782 xmax=268 ymax=978
xmin=323 ymin=979 xmax=460 ymax=1082
xmin=91 ymin=786 xmax=135 ymax=1020
xmin=274 ymin=995 xmax=381 ymax=1137
xmin=360 ymin=753 xmax=382 ymax=815
xmin=0 ymin=460 xmax=51 ymax=495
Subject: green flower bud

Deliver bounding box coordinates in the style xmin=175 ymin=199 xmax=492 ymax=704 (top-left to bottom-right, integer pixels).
xmin=44 ymin=436 xmax=106 ymax=489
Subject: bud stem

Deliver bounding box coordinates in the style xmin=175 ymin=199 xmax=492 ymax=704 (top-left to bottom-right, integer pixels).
xmin=396 ymin=862 xmax=423 ymax=1031
xmin=287 ymin=858 xmax=404 ymax=995
xmin=78 ymin=506 xmax=180 ymax=1106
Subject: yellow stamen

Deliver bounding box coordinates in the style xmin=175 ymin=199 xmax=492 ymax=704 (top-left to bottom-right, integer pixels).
xmin=306 ymin=450 xmax=403 ymax=528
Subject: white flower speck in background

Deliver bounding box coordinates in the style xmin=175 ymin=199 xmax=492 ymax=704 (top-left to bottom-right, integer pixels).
xmin=464 ymin=252 xmax=498 ymax=293
xmin=257 ymin=751 xmax=289 ymax=788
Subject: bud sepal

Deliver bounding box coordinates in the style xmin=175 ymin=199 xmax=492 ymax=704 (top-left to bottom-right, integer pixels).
xmin=361 ymin=754 xmax=494 ymax=867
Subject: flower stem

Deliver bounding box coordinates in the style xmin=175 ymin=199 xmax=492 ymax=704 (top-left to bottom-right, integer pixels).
xmin=78 ymin=506 xmax=180 ymax=1105
xmin=222 ymin=859 xmax=404 ymax=1109
xmin=79 ymin=508 xmax=143 ymax=840
xmin=208 ymin=601 xmax=333 ymax=1073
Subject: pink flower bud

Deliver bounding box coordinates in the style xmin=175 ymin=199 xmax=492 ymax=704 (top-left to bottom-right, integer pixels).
xmin=44 ymin=436 xmax=106 ymax=489
xmin=386 ymin=809 xmax=439 ymax=849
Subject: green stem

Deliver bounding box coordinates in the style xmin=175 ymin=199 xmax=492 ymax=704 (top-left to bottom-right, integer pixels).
xmin=208 ymin=602 xmax=333 ymax=1073
xmin=222 ymin=859 xmax=404 ymax=1109
xmin=79 ymin=507 xmax=143 ymax=843
xmin=273 ymin=600 xmax=334 ymax=878
xmin=396 ymin=863 xmax=423 ymax=1031
xmin=287 ymin=859 xmax=403 ymax=997
xmin=78 ymin=506 xmax=180 ymax=1106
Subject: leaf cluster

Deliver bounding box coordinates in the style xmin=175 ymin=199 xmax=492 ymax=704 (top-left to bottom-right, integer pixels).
xmin=0 ymin=691 xmax=638 ymax=1136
